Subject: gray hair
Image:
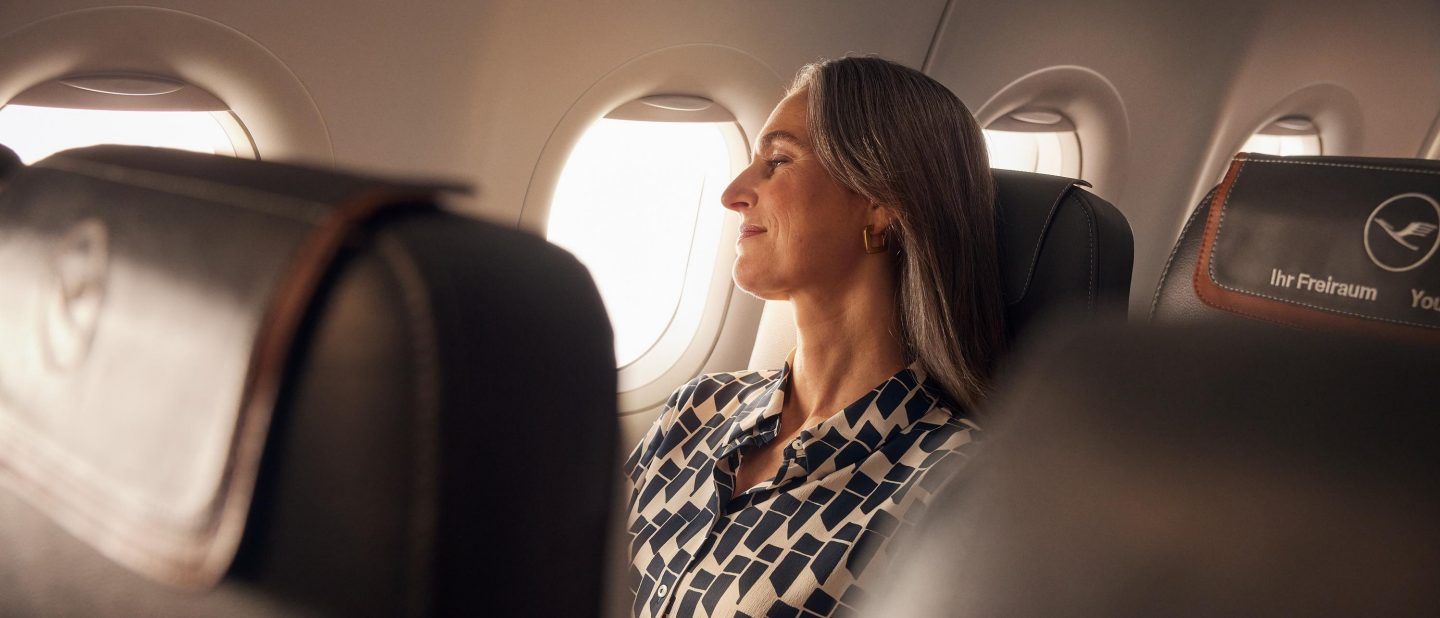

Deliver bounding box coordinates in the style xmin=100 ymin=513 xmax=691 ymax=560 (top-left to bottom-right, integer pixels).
xmin=792 ymin=56 xmax=1005 ymax=409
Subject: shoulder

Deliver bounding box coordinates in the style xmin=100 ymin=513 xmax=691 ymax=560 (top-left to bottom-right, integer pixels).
xmin=898 ymin=392 xmax=982 ymax=497
xmin=926 ymin=397 xmax=981 ymax=451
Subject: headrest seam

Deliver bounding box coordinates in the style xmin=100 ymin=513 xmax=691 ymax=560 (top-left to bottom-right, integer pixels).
xmin=1243 ymin=157 xmax=1440 ymax=177
xmin=1204 ymin=159 xmax=1249 ymax=300
xmin=374 ymin=234 xmax=442 ymax=616
xmin=1077 ymin=191 xmax=1097 ymax=313
xmin=1009 ymin=182 xmax=1080 ymax=306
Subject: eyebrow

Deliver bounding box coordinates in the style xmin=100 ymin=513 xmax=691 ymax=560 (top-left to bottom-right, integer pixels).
xmin=756 ymin=130 xmax=802 ymax=156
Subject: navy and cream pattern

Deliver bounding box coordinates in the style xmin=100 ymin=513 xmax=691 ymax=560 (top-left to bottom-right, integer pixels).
xmin=624 ymin=361 xmax=978 ymax=617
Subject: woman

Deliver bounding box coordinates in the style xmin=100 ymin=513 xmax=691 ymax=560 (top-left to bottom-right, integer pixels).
xmin=624 ymin=56 xmax=1005 ymax=618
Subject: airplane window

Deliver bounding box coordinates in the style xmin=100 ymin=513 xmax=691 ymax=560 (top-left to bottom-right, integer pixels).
xmin=0 ymin=75 xmax=256 ymax=163
xmin=1240 ymin=116 xmax=1322 ymax=157
xmin=546 ymin=97 xmax=741 ymax=367
xmin=984 ymin=110 xmax=1081 ymax=177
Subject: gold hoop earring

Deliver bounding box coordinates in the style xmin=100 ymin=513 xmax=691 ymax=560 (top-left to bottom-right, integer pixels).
xmin=863 ymin=225 xmax=888 ymax=254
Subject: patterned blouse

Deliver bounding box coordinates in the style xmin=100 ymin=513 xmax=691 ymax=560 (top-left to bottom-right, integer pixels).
xmin=624 ymin=360 xmax=978 ymax=617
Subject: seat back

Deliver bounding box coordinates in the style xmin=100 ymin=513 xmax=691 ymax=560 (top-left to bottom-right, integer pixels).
xmin=0 ymin=146 xmax=618 ymax=616
xmin=1150 ymin=153 xmax=1440 ymax=343
xmin=873 ymin=323 xmax=1440 ymax=617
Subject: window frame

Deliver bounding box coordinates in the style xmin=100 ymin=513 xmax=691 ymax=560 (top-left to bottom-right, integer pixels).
xmin=1238 ymin=115 xmax=1323 ymax=158
xmin=545 ymin=104 xmax=746 ymax=378
xmin=0 ymin=75 xmax=260 ymax=162
xmin=517 ymin=44 xmax=780 ymax=414
xmin=971 ymin=66 xmax=1129 ymax=199
xmin=0 ymin=6 xmax=332 ymax=165
xmin=984 ymin=109 xmax=1083 ymax=178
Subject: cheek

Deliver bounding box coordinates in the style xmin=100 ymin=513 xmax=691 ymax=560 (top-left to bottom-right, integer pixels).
xmin=731 ymin=218 xmax=856 ymax=297
xmin=731 ymin=171 xmax=866 ymax=295
xmin=784 ymin=204 xmax=862 ymax=268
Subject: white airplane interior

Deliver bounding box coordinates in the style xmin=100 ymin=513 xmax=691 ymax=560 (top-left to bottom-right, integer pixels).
xmin=0 ymin=1 xmax=1437 ymax=616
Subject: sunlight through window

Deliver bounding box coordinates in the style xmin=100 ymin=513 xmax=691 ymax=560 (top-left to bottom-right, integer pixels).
xmin=1240 ymin=117 xmax=1322 ymax=157
xmin=547 ymin=117 xmax=737 ymax=367
xmin=984 ymin=110 xmax=1081 ymax=177
xmin=0 ymin=105 xmax=252 ymax=164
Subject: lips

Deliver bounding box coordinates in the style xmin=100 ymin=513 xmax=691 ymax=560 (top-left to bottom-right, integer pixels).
xmin=739 ymin=224 xmax=766 ymax=240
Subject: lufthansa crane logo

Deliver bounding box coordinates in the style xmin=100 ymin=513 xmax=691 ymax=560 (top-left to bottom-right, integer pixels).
xmin=40 ymin=219 xmax=110 ymax=371
xmin=1364 ymin=192 xmax=1440 ymax=273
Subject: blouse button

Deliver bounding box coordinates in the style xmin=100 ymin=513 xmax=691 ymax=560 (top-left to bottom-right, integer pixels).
xmin=791 ymin=438 xmax=804 ymax=450
xmin=656 ymin=584 xmax=669 ymax=598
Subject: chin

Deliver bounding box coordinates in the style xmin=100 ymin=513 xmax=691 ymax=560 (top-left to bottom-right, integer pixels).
xmin=731 ymin=260 xmax=789 ymax=302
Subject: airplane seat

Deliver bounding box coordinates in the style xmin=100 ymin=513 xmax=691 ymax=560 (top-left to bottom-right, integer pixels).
xmin=993 ymin=169 xmax=1133 ymax=343
xmin=0 ymin=146 xmax=618 ymax=616
xmin=746 ymin=170 xmax=1133 ymax=369
xmin=872 ymin=323 xmax=1440 ymax=617
xmin=869 ymin=153 xmax=1440 ymax=616
xmin=1150 ymin=153 xmax=1440 ymax=342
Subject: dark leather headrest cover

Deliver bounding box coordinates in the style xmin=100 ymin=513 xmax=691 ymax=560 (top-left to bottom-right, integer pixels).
xmin=1152 ymin=154 xmax=1440 ymax=341
xmin=0 ymin=145 xmax=440 ymax=588
xmin=994 ymin=170 xmax=1134 ymax=342
xmin=0 ymin=146 xmax=619 ymax=616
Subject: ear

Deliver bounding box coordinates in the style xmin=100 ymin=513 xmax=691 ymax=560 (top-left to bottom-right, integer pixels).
xmin=868 ymin=203 xmax=898 ymax=230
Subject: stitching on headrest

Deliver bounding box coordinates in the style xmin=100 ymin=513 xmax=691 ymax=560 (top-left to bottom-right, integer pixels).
xmin=1076 ymin=191 xmax=1097 ymax=313
xmin=376 ymin=235 xmax=441 ymax=616
xmin=1010 ymin=182 xmax=1080 ymax=306
xmin=1204 ymin=159 xmax=1248 ymax=299
xmin=1246 ymin=158 xmax=1440 ymax=177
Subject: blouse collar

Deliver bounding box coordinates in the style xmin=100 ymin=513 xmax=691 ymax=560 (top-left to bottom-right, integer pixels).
xmin=715 ymin=352 xmax=952 ymax=484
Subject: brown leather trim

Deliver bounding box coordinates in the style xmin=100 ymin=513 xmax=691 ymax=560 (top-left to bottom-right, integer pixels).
xmin=1193 ymin=155 xmax=1440 ymax=344
xmin=196 ymin=188 xmax=434 ymax=588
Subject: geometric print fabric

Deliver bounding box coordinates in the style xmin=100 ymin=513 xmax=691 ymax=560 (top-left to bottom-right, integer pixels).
xmin=625 ymin=361 xmax=978 ymax=617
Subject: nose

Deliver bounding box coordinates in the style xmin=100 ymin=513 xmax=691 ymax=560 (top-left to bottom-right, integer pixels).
xmin=721 ymin=161 xmax=758 ymax=212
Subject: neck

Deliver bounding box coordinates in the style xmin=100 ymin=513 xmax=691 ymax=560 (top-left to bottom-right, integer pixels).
xmin=784 ymin=264 xmax=906 ymax=430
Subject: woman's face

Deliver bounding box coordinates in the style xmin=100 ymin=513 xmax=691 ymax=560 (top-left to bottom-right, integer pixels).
xmin=721 ymin=89 xmax=887 ymax=301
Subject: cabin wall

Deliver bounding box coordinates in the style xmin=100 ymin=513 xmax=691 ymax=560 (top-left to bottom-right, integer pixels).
xmin=3 ymin=0 xmax=1438 ymax=464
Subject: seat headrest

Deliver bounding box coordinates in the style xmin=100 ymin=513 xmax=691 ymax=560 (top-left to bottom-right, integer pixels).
xmin=0 ymin=145 xmax=618 ymax=615
xmin=1150 ymin=154 xmax=1440 ymax=343
xmin=0 ymin=145 xmax=448 ymax=588
xmin=994 ymin=169 xmax=1133 ymax=342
